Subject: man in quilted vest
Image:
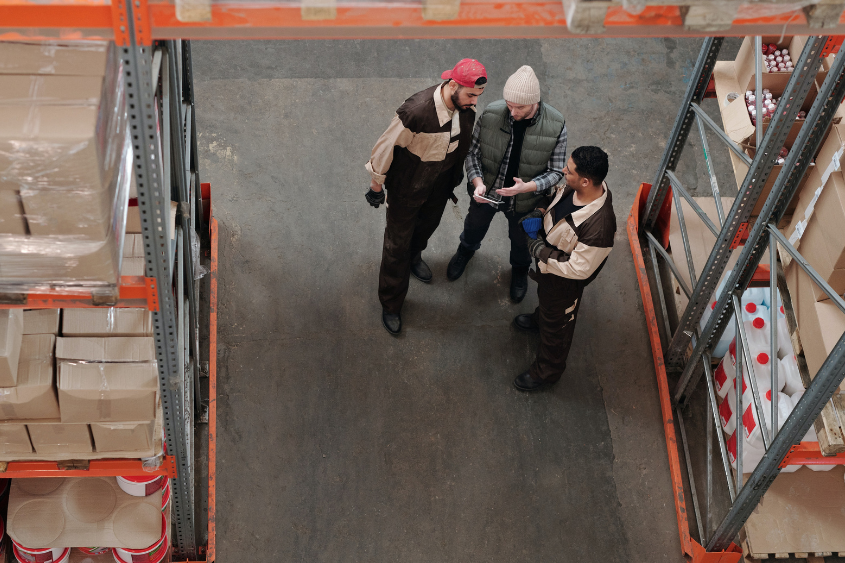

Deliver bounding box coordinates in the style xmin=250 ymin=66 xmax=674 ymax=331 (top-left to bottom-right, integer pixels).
xmin=446 ymin=65 xmax=568 ymax=304
xmin=513 ymin=146 xmax=616 ymax=392
xmin=365 ymin=59 xmax=487 ymax=335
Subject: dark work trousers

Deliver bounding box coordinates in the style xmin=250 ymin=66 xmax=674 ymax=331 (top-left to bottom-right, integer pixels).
xmin=529 ymin=271 xmax=585 ymax=383
xmin=458 ymin=199 xmax=532 ymax=270
xmin=378 ymin=176 xmax=454 ymax=315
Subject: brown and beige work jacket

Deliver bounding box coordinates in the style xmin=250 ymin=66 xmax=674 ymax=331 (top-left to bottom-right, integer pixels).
xmin=537 ymin=183 xmax=616 ymax=283
xmin=365 ymin=83 xmax=475 ymax=206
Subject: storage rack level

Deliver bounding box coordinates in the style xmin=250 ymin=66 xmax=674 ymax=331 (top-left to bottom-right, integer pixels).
xmin=632 ymin=35 xmax=845 ymax=562
xmin=0 ymin=31 xmax=208 ymax=563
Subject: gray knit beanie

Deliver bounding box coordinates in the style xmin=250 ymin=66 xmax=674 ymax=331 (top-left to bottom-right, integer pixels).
xmin=503 ymin=65 xmax=540 ymax=105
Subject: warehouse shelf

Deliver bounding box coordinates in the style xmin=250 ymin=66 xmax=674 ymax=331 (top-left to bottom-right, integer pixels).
xmin=0 ymin=30 xmax=210 ymax=561
xmin=631 ymin=35 xmax=845 ymax=562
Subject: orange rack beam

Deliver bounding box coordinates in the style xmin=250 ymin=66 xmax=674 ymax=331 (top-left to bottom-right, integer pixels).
xmin=1 ymin=456 xmax=177 ymax=479
xmin=0 ymin=276 xmax=159 ymax=311
xmin=3 ymin=0 xmax=845 ymax=41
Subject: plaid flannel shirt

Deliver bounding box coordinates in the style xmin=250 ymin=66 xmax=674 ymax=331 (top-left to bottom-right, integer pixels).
xmin=465 ymin=103 xmax=568 ymax=206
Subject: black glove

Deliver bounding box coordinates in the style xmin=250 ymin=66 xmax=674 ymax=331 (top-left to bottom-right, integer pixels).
xmin=365 ymin=188 xmax=385 ymax=208
xmin=527 ymin=237 xmax=547 ymax=260
xmin=517 ymin=209 xmax=543 ymax=227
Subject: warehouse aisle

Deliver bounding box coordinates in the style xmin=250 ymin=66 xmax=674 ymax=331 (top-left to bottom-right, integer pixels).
xmin=193 ymin=39 xmax=727 ymax=562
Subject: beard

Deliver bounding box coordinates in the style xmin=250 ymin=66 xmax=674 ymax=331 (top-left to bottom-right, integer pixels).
xmin=451 ymin=90 xmax=472 ymax=112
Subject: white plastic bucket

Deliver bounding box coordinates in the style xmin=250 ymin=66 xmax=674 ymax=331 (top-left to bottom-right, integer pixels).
xmin=114 ymin=513 xmax=168 ymax=563
xmin=12 ymin=544 xmax=68 ymax=563
xmin=117 ymin=475 xmax=163 ymax=497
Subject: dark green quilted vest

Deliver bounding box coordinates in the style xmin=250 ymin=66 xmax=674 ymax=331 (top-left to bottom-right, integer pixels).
xmin=478 ymin=100 xmax=565 ymax=213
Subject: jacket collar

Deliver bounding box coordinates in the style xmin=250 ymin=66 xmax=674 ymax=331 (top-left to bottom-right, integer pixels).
xmin=504 ymin=101 xmax=543 ymax=131
xmin=434 ymin=84 xmax=455 ymax=127
xmin=548 ymin=182 xmax=609 ymax=227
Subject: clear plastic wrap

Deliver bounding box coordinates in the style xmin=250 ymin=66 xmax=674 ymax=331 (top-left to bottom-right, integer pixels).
xmin=0 ymin=41 xmax=130 ymax=291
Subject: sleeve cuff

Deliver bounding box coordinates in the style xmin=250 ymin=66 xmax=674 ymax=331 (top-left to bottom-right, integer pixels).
xmin=538 ymin=246 xmax=554 ymax=264
xmin=365 ymin=162 xmax=386 ymax=185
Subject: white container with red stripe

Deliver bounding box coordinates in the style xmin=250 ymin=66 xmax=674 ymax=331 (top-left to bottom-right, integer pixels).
xmin=117 ymin=475 xmax=163 ymax=497
xmin=742 ymin=390 xmax=793 ymax=448
xmin=113 ymin=513 xmax=168 ymax=563
xmin=11 ymin=542 xmax=69 ymax=563
xmin=161 ymin=479 xmax=170 ymax=513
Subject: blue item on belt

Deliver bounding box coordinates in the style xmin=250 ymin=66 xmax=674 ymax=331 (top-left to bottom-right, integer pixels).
xmin=522 ymin=217 xmax=542 ymax=239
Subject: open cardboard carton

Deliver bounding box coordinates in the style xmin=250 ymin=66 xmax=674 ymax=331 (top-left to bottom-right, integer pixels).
xmin=713 ymin=57 xmax=824 ymax=147
xmin=8 ymin=476 xmax=162 ymax=549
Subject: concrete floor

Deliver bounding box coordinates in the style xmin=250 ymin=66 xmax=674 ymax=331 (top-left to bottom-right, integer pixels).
xmin=193 ymin=38 xmax=739 ymax=562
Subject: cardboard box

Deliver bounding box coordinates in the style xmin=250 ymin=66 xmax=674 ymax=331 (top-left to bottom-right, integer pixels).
xmin=91 ymin=420 xmax=154 ymax=452
xmin=23 ymin=309 xmax=60 ymax=335
xmin=713 ymin=59 xmax=819 ymax=146
xmin=61 ymin=308 xmax=153 ymax=337
xmin=813 ymin=172 xmax=845 ymax=273
xmin=56 ymin=336 xmax=155 ymax=362
xmin=0 ymin=310 xmax=23 ymax=387
xmin=785 ymin=259 xmax=845 ymax=377
xmin=733 ymin=36 xmax=818 ymax=95
xmin=120 ymin=257 xmax=145 ymax=277
xmin=27 ymin=423 xmax=92 ymax=454
xmin=7 ymin=477 xmax=161 ymax=549
xmin=0 ymin=188 xmax=27 ymax=235
xmin=0 ymin=75 xmax=103 ymax=105
xmin=122 ymin=234 xmax=145 ymax=258
xmin=0 ymin=334 xmax=60 ymax=421
xmin=0 ymin=41 xmax=110 ymax=76
xmin=0 ymin=425 xmax=32 ymax=454
xmin=58 ymin=362 xmax=157 ymax=423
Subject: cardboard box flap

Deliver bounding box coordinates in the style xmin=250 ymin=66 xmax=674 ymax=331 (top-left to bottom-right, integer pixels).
xmin=0 ymin=334 xmax=60 ymax=421
xmin=56 ymin=337 xmax=155 ymax=363
xmin=28 ymin=424 xmax=92 ymax=455
xmin=7 ymin=477 xmax=161 ymax=549
xmin=59 ymin=362 xmax=157 ymax=392
xmin=0 ymin=425 xmax=31 ymax=454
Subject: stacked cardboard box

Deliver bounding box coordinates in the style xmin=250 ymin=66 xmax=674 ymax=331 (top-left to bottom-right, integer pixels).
xmin=0 ymin=41 xmax=131 ymax=289
xmin=711 ymin=35 xmax=841 ymax=224
xmin=783 ymin=122 xmax=845 ymax=378
xmin=0 ymin=307 xmax=160 ymax=458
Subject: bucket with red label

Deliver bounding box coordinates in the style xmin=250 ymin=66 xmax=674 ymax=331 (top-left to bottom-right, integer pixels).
xmin=11 ymin=543 xmax=69 ymax=563
xmin=79 ymin=548 xmax=111 ymax=556
xmin=117 ymin=475 xmax=163 ymax=497
xmin=160 ymin=479 xmax=170 ymax=513
xmin=113 ymin=513 xmax=168 ymax=563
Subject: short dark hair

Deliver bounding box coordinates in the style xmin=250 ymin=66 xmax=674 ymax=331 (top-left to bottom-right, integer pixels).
xmin=571 ymin=146 xmax=608 ymax=185
xmin=453 ymin=76 xmax=487 ymax=91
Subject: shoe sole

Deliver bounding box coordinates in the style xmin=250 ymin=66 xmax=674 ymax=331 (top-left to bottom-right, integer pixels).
xmin=510 ymin=292 xmax=527 ymax=304
xmin=512 ymin=379 xmax=552 ymax=392
xmin=512 ymin=317 xmax=539 ymax=332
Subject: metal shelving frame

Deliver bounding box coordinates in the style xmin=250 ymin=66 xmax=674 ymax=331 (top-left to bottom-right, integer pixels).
xmin=631 ymin=34 xmax=845 ymax=559
xmin=0 ymin=3 xmax=207 ymax=560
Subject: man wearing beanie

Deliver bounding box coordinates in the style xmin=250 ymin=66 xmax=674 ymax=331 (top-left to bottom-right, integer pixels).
xmin=446 ymin=65 xmax=567 ymax=304
xmin=365 ymin=59 xmax=487 ymax=335
xmin=513 ymin=146 xmax=615 ymax=392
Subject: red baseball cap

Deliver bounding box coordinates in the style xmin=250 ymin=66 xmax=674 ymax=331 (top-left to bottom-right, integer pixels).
xmin=441 ymin=59 xmax=487 ymax=88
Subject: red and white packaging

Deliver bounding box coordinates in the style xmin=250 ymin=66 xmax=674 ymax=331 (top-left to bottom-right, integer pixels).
xmin=727 ymin=430 xmax=765 ymax=473
xmin=743 ymin=390 xmax=794 ymax=448
xmin=11 ymin=543 xmax=68 ymax=563
xmin=116 ymin=475 xmax=163 ymax=497
xmin=113 ymin=513 xmax=168 ymax=563
xmin=714 ymin=356 xmax=735 ymax=399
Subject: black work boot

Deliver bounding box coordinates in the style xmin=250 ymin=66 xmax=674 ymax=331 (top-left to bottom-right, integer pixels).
xmin=512 ymin=314 xmax=539 ymax=332
xmin=382 ymin=310 xmax=402 ymax=335
xmin=510 ymin=267 xmax=529 ymax=303
xmin=410 ymin=253 xmax=432 ymax=283
xmin=513 ymin=371 xmax=555 ymax=392
xmin=446 ymin=244 xmax=475 ymax=281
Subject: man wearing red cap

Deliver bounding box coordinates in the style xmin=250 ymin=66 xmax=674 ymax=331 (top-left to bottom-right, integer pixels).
xmin=366 ymin=59 xmax=487 ymax=335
